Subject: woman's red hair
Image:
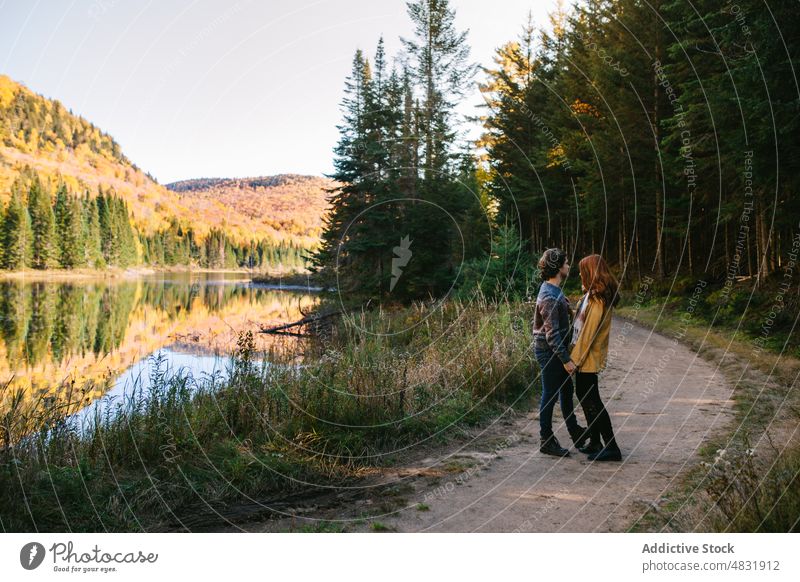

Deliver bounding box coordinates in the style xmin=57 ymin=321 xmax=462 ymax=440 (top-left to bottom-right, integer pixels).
xmin=578 ymin=254 xmax=620 ymax=307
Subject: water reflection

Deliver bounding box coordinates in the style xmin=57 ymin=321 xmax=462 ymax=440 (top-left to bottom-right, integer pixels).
xmin=0 ymin=271 xmax=317 ymax=416
xmin=69 ymin=346 xmax=258 ymax=429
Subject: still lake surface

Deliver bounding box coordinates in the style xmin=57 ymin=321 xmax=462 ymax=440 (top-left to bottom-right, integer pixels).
xmin=0 ymin=271 xmax=318 ymax=423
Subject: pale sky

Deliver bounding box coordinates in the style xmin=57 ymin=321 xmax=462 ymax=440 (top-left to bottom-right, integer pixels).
xmin=0 ymin=0 xmax=558 ymax=183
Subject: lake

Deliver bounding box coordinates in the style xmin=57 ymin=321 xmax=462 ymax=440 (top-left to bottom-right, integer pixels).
xmin=0 ymin=271 xmax=319 ymax=421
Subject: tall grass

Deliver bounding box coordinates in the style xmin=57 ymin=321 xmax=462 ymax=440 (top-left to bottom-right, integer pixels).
xmin=0 ymin=296 xmax=535 ymax=532
xmin=701 ymin=440 xmax=800 ymax=532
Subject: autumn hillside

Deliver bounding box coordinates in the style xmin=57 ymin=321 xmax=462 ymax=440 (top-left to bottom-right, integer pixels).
xmin=0 ymin=74 xmax=331 ymax=247
xmin=166 ymin=175 xmax=334 ymax=247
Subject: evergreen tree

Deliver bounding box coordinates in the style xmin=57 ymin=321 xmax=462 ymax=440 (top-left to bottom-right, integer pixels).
xmin=479 ymin=13 xmax=561 ymax=255
xmin=90 ymin=189 xmax=138 ymax=266
xmin=53 ymin=183 xmax=83 ymax=268
xmin=457 ymin=223 xmax=534 ymax=301
xmin=205 ymin=228 xmax=226 ymax=268
xmin=401 ymin=0 xmax=476 ymax=179
xmin=311 ymin=2 xmax=485 ymax=299
xmin=27 ymin=176 xmax=56 ymax=269
xmin=1 ymin=182 xmax=33 ymax=270
xmin=96 ymin=189 xmax=117 ymax=265
xmin=308 ymin=49 xmax=375 ymax=291
xmin=114 ymin=196 xmax=138 ymax=266
xmin=81 ymin=192 xmax=105 ymax=268
xmin=399 ymin=0 xmax=480 ymax=297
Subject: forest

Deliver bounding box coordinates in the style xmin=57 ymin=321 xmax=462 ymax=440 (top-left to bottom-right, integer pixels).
xmin=0 ymin=167 xmax=307 ymax=271
xmin=311 ymin=0 xmax=800 ymax=299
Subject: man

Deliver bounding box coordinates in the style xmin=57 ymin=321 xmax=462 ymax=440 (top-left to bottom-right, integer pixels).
xmin=531 ymin=248 xmax=589 ymax=456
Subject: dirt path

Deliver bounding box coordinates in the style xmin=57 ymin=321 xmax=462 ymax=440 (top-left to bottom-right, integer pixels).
xmin=219 ymin=316 xmax=736 ymax=533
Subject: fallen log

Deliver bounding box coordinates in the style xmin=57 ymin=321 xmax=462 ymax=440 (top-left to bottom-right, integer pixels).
xmin=258 ymin=311 xmax=340 ymax=336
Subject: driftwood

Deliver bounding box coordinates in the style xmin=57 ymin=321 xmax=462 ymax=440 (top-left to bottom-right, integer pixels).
xmin=258 ymin=310 xmax=340 ymax=338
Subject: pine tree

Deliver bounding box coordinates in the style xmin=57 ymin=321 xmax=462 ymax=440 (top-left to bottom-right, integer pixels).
xmin=308 ymin=49 xmax=375 ymax=291
xmin=115 ymin=197 xmax=138 ymax=266
xmin=401 ymin=0 xmax=476 ymax=179
xmin=81 ymin=192 xmax=105 ymax=268
xmin=398 ymin=67 xmax=421 ymax=199
xmin=93 ymin=189 xmax=137 ymax=266
xmin=27 ymin=176 xmax=56 ymax=269
xmin=1 ymin=182 xmax=33 ymax=270
xmin=311 ymin=3 xmax=485 ymax=299
xmin=96 ymin=189 xmax=116 ymax=264
xmin=480 ymin=14 xmax=560 ymax=255
xmin=53 ymin=182 xmax=83 ymax=268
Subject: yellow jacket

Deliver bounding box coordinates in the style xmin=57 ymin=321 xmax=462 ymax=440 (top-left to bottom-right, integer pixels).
xmin=569 ymin=294 xmax=613 ymax=373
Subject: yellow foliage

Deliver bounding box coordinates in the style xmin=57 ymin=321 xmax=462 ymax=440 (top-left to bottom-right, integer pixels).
xmin=546 ymin=144 xmax=567 ymax=168
xmin=570 ymin=99 xmax=601 ymax=118
xmin=0 ymin=75 xmax=17 ymax=108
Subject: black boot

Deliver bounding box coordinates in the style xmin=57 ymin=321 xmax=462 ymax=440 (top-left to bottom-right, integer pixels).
xmin=568 ymin=424 xmax=590 ymax=449
xmin=540 ymin=435 xmax=570 ymax=457
xmin=588 ymin=443 xmax=622 ymax=462
xmin=578 ymin=439 xmax=603 ymax=455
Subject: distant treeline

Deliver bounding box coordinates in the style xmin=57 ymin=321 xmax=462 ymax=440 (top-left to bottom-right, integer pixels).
xmin=166 ymin=175 xmax=313 ymax=193
xmin=0 ymin=167 xmax=307 ymax=271
xmin=141 ymin=222 xmax=306 ymax=270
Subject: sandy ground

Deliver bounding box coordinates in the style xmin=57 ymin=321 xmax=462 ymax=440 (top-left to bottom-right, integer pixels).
xmin=209 ymin=316 xmax=736 ymax=533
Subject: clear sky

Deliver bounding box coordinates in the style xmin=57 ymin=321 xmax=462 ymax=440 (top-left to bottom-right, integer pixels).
xmin=0 ymin=0 xmax=557 ymax=183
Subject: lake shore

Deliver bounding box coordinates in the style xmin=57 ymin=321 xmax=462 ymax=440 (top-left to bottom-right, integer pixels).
xmin=251 ymin=271 xmax=320 ymax=287
xmin=0 ymin=265 xmax=305 ymax=282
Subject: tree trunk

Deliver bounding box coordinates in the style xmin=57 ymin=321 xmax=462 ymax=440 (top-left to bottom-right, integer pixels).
xmin=724 ymin=219 xmax=730 ymax=275
xmin=424 ymin=12 xmax=434 ymax=182
xmin=653 ymin=4 xmax=666 ymax=281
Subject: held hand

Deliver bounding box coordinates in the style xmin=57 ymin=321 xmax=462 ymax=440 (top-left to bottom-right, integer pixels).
xmin=564 ymin=360 xmax=577 ymax=375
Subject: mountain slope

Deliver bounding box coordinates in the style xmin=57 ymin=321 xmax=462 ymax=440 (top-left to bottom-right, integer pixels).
xmin=0 ymin=75 xmax=170 ymax=232
xmin=0 ymin=75 xmax=330 ymax=246
xmin=166 ymin=175 xmax=334 ymax=246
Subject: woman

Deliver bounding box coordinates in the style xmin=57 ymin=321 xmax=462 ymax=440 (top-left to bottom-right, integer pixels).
xmin=570 ymin=254 xmax=622 ymax=462
xmin=532 ymin=248 xmax=590 ymax=457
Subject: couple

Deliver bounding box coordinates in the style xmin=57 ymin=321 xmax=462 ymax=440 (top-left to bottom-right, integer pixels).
xmin=532 ymin=248 xmax=622 ymax=462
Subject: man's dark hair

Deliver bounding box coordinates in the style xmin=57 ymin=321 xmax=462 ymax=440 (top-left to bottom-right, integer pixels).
xmin=538 ymin=248 xmax=568 ymax=281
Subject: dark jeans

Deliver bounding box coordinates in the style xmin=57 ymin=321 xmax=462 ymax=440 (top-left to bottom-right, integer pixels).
xmin=575 ymin=371 xmax=618 ymax=448
xmin=534 ymin=345 xmax=580 ymax=439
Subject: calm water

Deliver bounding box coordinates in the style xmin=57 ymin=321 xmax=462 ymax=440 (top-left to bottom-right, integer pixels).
xmin=0 ymin=271 xmax=318 ymax=419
